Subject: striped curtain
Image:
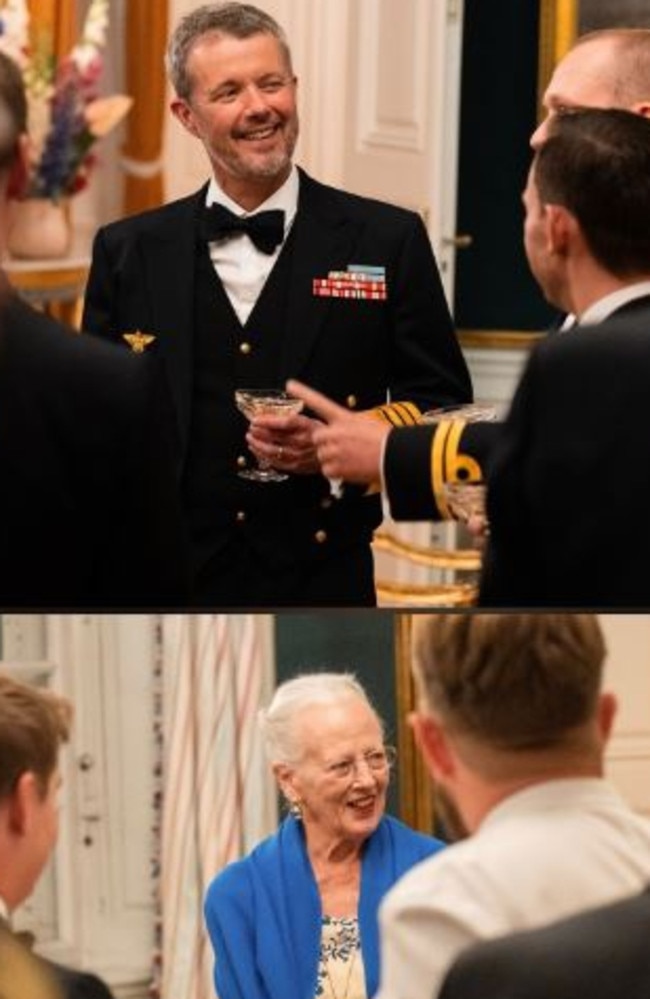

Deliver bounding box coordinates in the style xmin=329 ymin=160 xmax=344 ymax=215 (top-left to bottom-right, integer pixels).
xmin=159 ymin=615 xmax=277 ymax=999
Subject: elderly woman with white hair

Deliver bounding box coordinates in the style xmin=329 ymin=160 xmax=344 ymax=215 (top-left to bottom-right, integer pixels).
xmin=204 ymin=672 xmax=444 ymax=999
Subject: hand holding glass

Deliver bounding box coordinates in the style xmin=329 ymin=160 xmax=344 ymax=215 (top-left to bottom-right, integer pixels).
xmin=235 ymin=388 xmax=304 ymax=482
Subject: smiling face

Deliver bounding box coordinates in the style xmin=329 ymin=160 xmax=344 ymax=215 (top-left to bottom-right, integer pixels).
xmin=277 ymin=698 xmax=390 ymax=854
xmin=171 ymin=30 xmax=298 ymax=209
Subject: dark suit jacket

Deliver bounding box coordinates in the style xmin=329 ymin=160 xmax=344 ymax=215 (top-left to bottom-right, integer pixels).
xmin=384 ymin=295 xmax=650 ymax=523
xmin=0 ymin=923 xmax=114 ymax=999
xmin=438 ymin=887 xmax=650 ymax=999
xmin=49 ymin=962 xmax=114 ymax=999
xmin=481 ymin=314 xmax=650 ymax=606
xmin=0 ymin=290 xmax=188 ymax=608
xmin=81 ymin=169 xmax=471 ymax=579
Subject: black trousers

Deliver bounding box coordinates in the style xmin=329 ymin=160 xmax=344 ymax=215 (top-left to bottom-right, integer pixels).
xmin=191 ymin=536 xmax=376 ymax=608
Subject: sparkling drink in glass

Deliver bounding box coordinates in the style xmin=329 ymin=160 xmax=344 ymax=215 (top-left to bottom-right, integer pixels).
xmin=235 ymin=388 xmax=304 ymax=483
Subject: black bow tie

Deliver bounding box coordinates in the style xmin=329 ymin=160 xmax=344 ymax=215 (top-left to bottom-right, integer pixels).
xmin=201 ymin=203 xmax=285 ymax=254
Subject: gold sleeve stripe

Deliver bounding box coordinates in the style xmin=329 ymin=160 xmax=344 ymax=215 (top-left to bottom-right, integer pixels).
xmin=430 ymin=419 xmax=484 ymax=519
xmin=374 ymin=404 xmax=404 ymax=427
xmin=431 ymin=419 xmax=454 ymax=520
xmin=390 ymin=401 xmax=421 ymax=425
xmin=371 ymin=405 xmax=405 ymax=426
xmin=445 ymin=420 xmax=483 ymax=482
xmin=370 ymin=401 xmax=422 ymax=426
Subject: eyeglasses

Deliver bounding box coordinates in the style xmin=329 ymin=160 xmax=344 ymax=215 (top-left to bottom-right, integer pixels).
xmin=323 ymin=745 xmax=397 ymax=781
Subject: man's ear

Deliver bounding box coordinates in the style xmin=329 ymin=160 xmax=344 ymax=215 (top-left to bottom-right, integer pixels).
xmin=6 ymin=771 xmax=39 ymax=835
xmin=545 ymin=203 xmax=575 ymax=257
xmin=409 ymin=711 xmax=454 ymax=782
xmin=170 ymin=98 xmax=201 ymax=139
xmin=6 ymin=133 xmax=30 ymax=200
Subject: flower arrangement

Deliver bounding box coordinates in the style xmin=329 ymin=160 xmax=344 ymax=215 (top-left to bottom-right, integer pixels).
xmin=0 ymin=0 xmax=132 ymax=201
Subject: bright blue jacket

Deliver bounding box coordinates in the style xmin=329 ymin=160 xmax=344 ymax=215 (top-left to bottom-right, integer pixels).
xmin=204 ymin=814 xmax=445 ymax=999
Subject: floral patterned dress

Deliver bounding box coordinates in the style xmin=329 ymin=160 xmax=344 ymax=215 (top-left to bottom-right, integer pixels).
xmin=315 ymin=915 xmax=367 ymax=999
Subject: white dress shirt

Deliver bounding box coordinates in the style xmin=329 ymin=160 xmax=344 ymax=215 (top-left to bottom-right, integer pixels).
xmin=377 ymin=778 xmax=650 ymax=999
xmin=205 ymin=166 xmax=299 ymax=325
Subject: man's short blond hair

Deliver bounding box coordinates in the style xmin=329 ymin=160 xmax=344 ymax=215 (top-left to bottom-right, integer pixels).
xmin=0 ymin=674 xmax=71 ymax=799
xmin=413 ymin=614 xmax=605 ymax=750
xmin=574 ymin=28 xmax=650 ymax=106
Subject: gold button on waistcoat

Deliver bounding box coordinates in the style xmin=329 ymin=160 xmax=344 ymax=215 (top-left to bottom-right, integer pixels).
xmin=237 ymin=456 xmax=247 ymax=469
xmin=314 ymin=529 xmax=328 ymax=544
xmin=236 ymin=511 xmax=247 ymax=523
xmin=239 ymin=342 xmax=252 ymax=355
xmin=346 ymin=395 xmax=358 ymax=409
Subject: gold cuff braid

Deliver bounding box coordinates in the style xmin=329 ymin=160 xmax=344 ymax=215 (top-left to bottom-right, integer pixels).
xmin=372 ymin=400 xmax=421 ymax=426
xmin=431 ymin=419 xmax=483 ymax=519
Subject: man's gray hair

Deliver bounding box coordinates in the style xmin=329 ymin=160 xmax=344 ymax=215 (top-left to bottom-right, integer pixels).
xmin=259 ymin=672 xmax=382 ymax=765
xmin=166 ymin=2 xmax=293 ymax=100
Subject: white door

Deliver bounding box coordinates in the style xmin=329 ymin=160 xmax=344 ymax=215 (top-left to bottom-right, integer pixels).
xmin=339 ymin=0 xmax=465 ymax=306
xmin=337 ymin=0 xmax=467 ymax=592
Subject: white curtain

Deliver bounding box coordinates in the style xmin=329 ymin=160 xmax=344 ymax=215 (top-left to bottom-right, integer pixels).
xmin=159 ymin=615 xmax=277 ymax=999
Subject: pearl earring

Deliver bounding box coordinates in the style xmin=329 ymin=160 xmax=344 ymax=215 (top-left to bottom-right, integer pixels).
xmin=289 ymin=799 xmax=303 ymax=819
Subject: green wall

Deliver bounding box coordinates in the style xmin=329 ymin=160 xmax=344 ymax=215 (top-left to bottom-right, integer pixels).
xmin=454 ymin=0 xmax=556 ymax=332
xmin=275 ymin=611 xmax=401 ymax=817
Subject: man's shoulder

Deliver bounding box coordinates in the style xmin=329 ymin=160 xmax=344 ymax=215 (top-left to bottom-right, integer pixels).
xmin=439 ymin=887 xmax=650 ymax=999
xmin=97 ymin=185 xmax=207 ymax=242
xmin=535 ymin=312 xmax=650 ymax=367
xmin=1 ymin=295 xmax=147 ymax=390
xmin=299 ymin=169 xmax=421 ymax=226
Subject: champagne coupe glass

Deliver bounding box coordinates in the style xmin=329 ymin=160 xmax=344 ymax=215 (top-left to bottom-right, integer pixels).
xmin=421 ymin=402 xmax=497 ymax=538
xmin=443 ymin=480 xmax=488 ymax=527
xmin=235 ymin=388 xmax=304 ymax=483
xmin=421 ymin=402 xmax=499 ymax=424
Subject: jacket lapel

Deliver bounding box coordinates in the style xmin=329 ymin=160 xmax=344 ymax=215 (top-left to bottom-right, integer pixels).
xmin=279 ymin=170 xmax=360 ymax=380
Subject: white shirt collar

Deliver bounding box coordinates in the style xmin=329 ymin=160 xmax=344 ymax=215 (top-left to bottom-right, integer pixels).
xmin=205 ymin=165 xmax=299 ymax=232
xmin=579 ymin=280 xmax=650 ymax=326
xmin=0 ymin=895 xmax=9 ymax=921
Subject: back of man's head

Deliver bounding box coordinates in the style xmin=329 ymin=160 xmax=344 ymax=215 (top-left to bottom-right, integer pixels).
xmin=0 ymin=51 xmax=27 ymax=175
xmin=535 ymin=108 xmax=650 ymax=278
xmin=0 ymin=674 xmax=71 ymax=802
xmin=412 ymin=614 xmax=605 ymax=752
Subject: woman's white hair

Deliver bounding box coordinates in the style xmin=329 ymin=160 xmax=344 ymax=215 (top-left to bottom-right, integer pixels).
xmin=259 ymin=672 xmax=382 ymax=765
